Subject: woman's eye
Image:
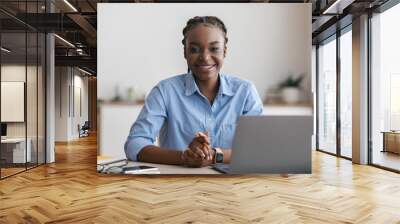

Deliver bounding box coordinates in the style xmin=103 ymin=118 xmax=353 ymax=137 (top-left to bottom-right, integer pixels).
xmin=190 ymin=47 xmax=200 ymax=53
xmin=210 ymin=47 xmax=220 ymax=52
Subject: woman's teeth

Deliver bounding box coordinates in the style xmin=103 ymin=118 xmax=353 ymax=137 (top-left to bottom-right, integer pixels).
xmin=197 ymin=65 xmax=215 ymax=70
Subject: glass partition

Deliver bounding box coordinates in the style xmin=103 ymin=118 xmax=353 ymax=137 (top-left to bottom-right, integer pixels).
xmin=317 ymin=36 xmax=337 ymax=155
xmin=0 ymin=1 xmax=46 ymax=179
xmin=1 ymin=31 xmax=28 ymax=177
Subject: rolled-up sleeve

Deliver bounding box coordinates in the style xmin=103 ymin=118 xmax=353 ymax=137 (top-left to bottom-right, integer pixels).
xmin=124 ymin=85 xmax=167 ymax=161
xmin=243 ymin=83 xmax=263 ymax=115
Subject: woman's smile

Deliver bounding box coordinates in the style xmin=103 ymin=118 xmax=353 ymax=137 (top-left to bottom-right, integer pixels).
xmin=195 ymin=64 xmax=216 ymax=72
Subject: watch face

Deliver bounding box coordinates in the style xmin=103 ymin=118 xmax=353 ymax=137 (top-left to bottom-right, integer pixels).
xmin=216 ymin=153 xmax=224 ymax=163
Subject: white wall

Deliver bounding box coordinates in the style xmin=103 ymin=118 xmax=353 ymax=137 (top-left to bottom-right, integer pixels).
xmin=1 ymin=64 xmax=46 ymax=163
xmin=55 ymin=67 xmax=89 ymax=141
xmin=1 ymin=65 xmax=40 ymax=137
xmin=55 ymin=67 xmax=69 ymax=141
xmin=98 ymin=3 xmax=312 ymax=102
xmin=72 ymin=73 xmax=89 ymax=138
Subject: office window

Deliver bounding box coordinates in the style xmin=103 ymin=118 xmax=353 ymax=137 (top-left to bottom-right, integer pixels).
xmin=318 ymin=36 xmax=337 ymax=154
xmin=339 ymin=28 xmax=352 ymax=158
xmin=390 ymin=75 xmax=400 ymax=130
xmin=371 ymin=2 xmax=400 ymax=171
xmin=312 ymin=46 xmax=317 ymax=150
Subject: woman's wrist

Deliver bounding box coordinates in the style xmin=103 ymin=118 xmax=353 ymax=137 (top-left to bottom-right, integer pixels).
xmin=180 ymin=150 xmax=186 ymax=166
xmin=210 ymin=148 xmax=216 ymax=164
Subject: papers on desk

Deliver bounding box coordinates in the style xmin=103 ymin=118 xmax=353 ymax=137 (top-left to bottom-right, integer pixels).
xmin=97 ymin=157 xmax=126 ymax=166
xmin=97 ymin=157 xmax=160 ymax=174
xmin=97 ymin=157 xmax=127 ymax=174
xmin=125 ymin=170 xmax=160 ymax=174
xmin=122 ymin=166 xmax=160 ymax=174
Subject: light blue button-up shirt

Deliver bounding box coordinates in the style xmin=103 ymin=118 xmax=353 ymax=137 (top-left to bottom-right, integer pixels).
xmin=124 ymin=72 xmax=263 ymax=161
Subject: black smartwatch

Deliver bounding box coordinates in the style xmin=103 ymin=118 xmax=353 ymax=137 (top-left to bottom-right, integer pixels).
xmin=213 ymin=147 xmax=224 ymax=163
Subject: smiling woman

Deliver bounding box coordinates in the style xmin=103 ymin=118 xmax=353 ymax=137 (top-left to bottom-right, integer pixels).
xmin=183 ymin=16 xmax=227 ymax=103
xmin=124 ymin=16 xmax=263 ymax=170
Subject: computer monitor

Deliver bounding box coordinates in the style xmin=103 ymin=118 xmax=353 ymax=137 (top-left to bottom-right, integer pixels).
xmin=1 ymin=123 xmax=7 ymax=137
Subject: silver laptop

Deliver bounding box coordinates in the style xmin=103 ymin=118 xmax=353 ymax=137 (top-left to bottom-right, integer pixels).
xmin=214 ymin=115 xmax=313 ymax=174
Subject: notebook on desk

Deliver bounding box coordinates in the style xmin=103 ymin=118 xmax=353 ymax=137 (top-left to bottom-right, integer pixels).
xmin=213 ymin=115 xmax=313 ymax=174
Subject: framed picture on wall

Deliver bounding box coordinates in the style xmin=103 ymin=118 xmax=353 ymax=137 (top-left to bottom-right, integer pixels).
xmin=1 ymin=81 xmax=25 ymax=122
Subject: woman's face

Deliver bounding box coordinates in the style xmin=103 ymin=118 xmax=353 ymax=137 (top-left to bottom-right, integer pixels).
xmin=184 ymin=24 xmax=226 ymax=81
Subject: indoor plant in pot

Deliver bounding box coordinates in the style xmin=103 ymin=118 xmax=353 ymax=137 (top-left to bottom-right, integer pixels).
xmin=279 ymin=75 xmax=304 ymax=104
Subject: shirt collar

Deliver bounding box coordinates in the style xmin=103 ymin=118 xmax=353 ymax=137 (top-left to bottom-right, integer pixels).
xmin=218 ymin=73 xmax=234 ymax=96
xmin=184 ymin=71 xmax=199 ymax=96
xmin=184 ymin=71 xmax=234 ymax=96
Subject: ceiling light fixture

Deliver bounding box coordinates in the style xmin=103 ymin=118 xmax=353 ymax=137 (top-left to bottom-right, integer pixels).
xmin=76 ymin=48 xmax=85 ymax=55
xmin=78 ymin=67 xmax=92 ymax=76
xmin=322 ymin=0 xmax=354 ymax=15
xmin=54 ymin=34 xmax=75 ymax=48
xmin=63 ymin=0 xmax=78 ymax=12
xmin=1 ymin=47 xmax=11 ymax=53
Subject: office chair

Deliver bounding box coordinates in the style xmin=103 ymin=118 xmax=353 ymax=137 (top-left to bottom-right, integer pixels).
xmin=79 ymin=121 xmax=90 ymax=138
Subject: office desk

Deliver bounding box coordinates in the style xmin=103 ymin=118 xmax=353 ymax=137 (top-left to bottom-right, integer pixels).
xmin=98 ymin=157 xmax=221 ymax=174
xmin=381 ymin=131 xmax=400 ymax=154
xmin=1 ymin=138 xmax=31 ymax=163
xmin=127 ymin=161 xmax=221 ymax=174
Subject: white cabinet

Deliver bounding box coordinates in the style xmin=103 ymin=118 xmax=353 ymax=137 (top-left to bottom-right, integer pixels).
xmin=263 ymin=104 xmax=312 ymax=116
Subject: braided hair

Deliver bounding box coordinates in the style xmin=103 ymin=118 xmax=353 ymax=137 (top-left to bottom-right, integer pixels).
xmin=181 ymin=16 xmax=228 ymax=46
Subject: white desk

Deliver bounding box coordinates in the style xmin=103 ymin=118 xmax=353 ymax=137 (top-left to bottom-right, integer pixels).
xmin=126 ymin=161 xmax=221 ymax=174
xmin=1 ymin=138 xmax=31 ymax=163
xmin=98 ymin=157 xmax=220 ymax=174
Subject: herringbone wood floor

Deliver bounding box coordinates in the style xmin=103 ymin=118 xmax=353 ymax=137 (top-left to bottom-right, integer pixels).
xmin=1 ymin=134 xmax=400 ymax=224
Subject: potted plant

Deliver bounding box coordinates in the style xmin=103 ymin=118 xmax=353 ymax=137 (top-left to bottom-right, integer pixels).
xmin=279 ymin=75 xmax=304 ymax=104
